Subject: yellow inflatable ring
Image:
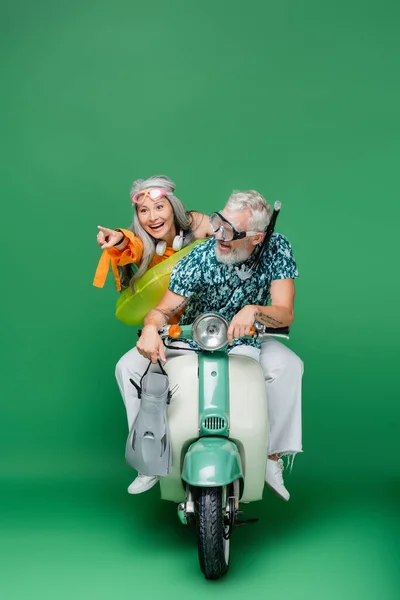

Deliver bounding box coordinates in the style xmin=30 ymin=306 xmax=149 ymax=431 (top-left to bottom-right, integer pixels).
xmin=115 ymin=240 xmax=204 ymax=325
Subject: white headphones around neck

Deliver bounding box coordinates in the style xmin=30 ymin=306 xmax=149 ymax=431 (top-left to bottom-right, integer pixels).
xmin=155 ymin=230 xmax=184 ymax=256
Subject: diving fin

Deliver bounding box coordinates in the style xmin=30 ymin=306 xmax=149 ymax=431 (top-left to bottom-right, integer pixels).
xmin=125 ymin=363 xmax=172 ymax=477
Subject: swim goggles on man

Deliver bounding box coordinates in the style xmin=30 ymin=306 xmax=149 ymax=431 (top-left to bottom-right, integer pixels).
xmin=209 ymin=212 xmax=260 ymax=242
xmin=132 ymin=188 xmax=169 ymax=205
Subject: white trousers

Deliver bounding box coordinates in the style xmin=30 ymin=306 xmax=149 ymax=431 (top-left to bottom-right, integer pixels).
xmin=115 ymin=340 xmax=303 ymax=458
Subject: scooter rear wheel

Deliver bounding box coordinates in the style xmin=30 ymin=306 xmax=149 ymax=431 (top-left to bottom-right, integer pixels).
xmin=195 ymin=486 xmax=230 ymax=580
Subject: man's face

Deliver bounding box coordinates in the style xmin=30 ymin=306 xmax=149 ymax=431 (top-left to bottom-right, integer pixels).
xmin=214 ymin=208 xmax=263 ymax=265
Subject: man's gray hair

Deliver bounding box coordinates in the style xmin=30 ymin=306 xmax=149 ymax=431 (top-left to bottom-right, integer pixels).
xmin=225 ymin=190 xmax=272 ymax=232
xmin=119 ymin=175 xmax=195 ymax=289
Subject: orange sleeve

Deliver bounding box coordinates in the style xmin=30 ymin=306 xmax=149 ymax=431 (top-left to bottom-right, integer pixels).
xmin=93 ymin=229 xmax=144 ymax=291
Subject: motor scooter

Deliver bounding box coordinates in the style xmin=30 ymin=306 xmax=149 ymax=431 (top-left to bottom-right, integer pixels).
xmin=152 ymin=312 xmax=289 ymax=579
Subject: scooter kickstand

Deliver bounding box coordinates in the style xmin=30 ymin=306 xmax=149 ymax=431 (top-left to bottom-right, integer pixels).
xmin=234 ymin=517 xmax=259 ymax=528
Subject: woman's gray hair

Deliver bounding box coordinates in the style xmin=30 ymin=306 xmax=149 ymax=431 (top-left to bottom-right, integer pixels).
xmin=225 ymin=190 xmax=272 ymax=232
xmin=119 ymin=175 xmax=195 ymax=290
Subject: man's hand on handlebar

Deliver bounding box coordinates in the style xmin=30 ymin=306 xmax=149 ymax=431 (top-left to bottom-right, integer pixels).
xmin=227 ymin=305 xmax=258 ymax=345
xmin=137 ymin=325 xmax=167 ymax=364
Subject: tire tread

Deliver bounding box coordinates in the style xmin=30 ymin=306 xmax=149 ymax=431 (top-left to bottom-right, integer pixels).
xmin=196 ymin=487 xmax=229 ymax=579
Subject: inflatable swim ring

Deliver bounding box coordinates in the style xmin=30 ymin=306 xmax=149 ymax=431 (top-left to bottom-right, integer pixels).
xmin=115 ymin=239 xmax=204 ymax=325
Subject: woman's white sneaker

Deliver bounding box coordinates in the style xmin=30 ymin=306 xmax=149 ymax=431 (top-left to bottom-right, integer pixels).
xmin=128 ymin=473 xmax=160 ymax=494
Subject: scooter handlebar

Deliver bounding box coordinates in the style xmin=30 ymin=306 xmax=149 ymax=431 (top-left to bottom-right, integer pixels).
xmin=158 ymin=323 xmax=290 ymax=342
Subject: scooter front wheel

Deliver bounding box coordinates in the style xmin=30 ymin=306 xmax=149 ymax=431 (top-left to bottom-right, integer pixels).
xmin=195 ymin=486 xmax=231 ymax=580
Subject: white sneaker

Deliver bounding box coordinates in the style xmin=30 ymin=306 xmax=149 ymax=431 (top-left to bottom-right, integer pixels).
xmin=265 ymin=458 xmax=290 ymax=501
xmin=127 ymin=473 xmax=160 ymax=494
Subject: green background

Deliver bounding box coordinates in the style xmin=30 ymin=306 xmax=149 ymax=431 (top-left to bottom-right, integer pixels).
xmin=1 ymin=0 xmax=399 ymax=598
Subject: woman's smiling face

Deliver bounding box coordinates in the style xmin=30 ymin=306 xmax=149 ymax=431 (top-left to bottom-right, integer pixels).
xmin=136 ymin=195 xmax=176 ymax=241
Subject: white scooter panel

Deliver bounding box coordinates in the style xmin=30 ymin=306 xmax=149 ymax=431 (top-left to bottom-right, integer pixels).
xmin=161 ymin=353 xmax=267 ymax=503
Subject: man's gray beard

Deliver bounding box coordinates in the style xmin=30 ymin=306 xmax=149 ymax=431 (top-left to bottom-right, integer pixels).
xmin=215 ymin=243 xmax=251 ymax=265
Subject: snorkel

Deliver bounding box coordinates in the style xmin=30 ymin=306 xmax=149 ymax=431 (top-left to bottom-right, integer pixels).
xmin=235 ymin=201 xmax=282 ymax=281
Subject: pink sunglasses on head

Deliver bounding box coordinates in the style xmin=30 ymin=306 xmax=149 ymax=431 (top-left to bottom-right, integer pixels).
xmin=131 ymin=188 xmax=169 ymax=205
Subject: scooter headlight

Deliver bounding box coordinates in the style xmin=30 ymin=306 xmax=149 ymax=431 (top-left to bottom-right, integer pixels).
xmin=192 ymin=313 xmax=229 ymax=351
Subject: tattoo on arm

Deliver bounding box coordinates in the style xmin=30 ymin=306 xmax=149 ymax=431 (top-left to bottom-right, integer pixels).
xmin=160 ymin=298 xmax=189 ymax=319
xmin=145 ymin=298 xmax=189 ymax=327
xmin=168 ymin=298 xmax=189 ymax=316
xmin=254 ymin=311 xmax=283 ymax=327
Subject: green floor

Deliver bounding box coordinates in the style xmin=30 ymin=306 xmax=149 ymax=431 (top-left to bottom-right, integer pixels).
xmin=2 ymin=476 xmax=398 ymax=599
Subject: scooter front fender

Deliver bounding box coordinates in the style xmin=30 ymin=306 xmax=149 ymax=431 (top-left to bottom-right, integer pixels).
xmin=182 ymin=438 xmax=243 ymax=488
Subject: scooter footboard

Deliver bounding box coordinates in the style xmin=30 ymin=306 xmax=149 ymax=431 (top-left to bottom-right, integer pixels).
xmin=182 ymin=438 xmax=243 ymax=489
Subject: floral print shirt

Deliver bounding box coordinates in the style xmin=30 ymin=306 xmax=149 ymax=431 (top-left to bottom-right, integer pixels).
xmin=168 ymin=233 xmax=298 ymax=350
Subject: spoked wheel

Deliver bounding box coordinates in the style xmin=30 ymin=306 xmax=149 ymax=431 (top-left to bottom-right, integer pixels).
xmin=195 ymin=485 xmax=236 ymax=580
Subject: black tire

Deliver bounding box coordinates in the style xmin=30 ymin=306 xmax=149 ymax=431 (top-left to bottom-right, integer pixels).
xmin=196 ymin=486 xmax=229 ymax=580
